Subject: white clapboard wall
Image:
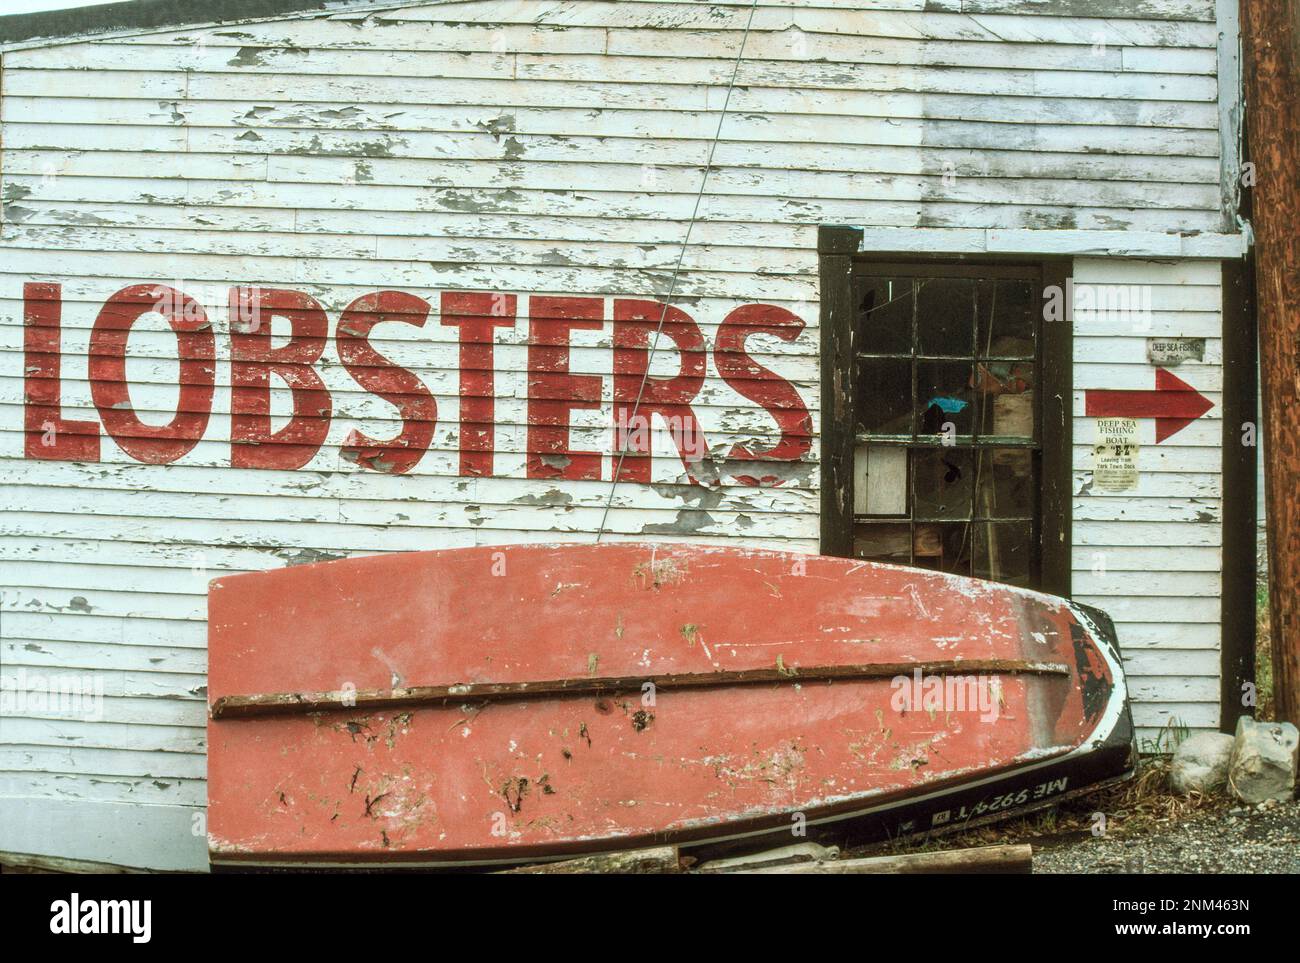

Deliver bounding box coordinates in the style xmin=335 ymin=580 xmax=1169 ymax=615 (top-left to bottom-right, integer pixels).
xmin=0 ymin=0 xmax=1236 ymax=869
xmin=1070 ymin=258 xmax=1223 ymax=741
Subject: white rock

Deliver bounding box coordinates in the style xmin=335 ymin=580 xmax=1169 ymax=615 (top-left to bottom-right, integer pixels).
xmin=1228 ymin=716 xmax=1300 ymax=805
xmin=1170 ymin=731 xmax=1235 ymax=794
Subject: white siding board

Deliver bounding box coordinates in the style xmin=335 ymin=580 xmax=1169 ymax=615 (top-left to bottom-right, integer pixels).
xmin=958 ymin=1 xmax=1213 ymax=20
xmin=1128 ymin=676 xmax=1219 ymax=702
xmin=3 ymin=609 xmax=209 ymax=646
xmin=1123 ymin=648 xmax=1218 ymax=674
xmin=3 ymin=637 xmax=209 ymax=675
xmin=0 ymin=246 xmax=823 ymax=299
xmin=0 ymin=463 xmax=822 ymax=515
xmin=2 ymin=178 xmax=1227 ymax=237
xmin=1 ymin=71 xmax=1227 ymax=130
xmin=2 ymin=719 xmax=206 ymax=754
xmin=1131 ymin=699 xmax=1211 ymax=731
xmin=1072 ymin=545 xmax=1222 ymax=570
xmin=0 ymin=798 xmax=206 ymax=872
xmin=2 ymin=138 xmax=1225 ymax=183
xmin=1109 ymin=622 xmax=1220 ymax=647
xmin=383 ymin=3 xmax=1220 ymax=40
xmin=0 ymin=663 xmax=204 ymax=701
xmin=3 ymin=56 xmax=1225 ymax=107
xmin=1 ymin=695 xmax=206 ymax=727
xmin=1 ymin=512 xmax=813 ymax=554
xmin=1073 ymin=571 xmax=1220 ymax=596
xmin=0 ymin=535 xmax=359 ymax=576
xmin=0 ymin=491 xmax=818 ymax=539
xmin=0 ymin=773 xmax=206 ymax=808
xmin=0 ymin=746 xmax=205 ymax=781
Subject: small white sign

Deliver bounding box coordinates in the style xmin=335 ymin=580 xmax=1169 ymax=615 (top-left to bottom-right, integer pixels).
xmin=1146 ymin=337 xmax=1205 ymax=366
xmin=1093 ymin=418 xmax=1139 ymax=492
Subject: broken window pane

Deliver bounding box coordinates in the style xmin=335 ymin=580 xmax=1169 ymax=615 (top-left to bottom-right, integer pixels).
xmin=916 ymin=277 xmax=975 ymax=357
xmin=992 ymin=391 xmax=1035 ymax=439
xmin=917 ymin=360 xmax=976 ymax=435
xmin=974 ymin=362 xmax=1035 ymax=439
xmin=977 ymin=279 xmax=1036 ymax=359
xmin=974 ymin=521 xmax=1033 ymax=586
xmin=975 ymin=449 xmax=1034 ymax=520
xmin=857 ymin=358 xmax=913 ymax=435
xmin=913 ymin=448 xmax=972 ymax=521
xmin=857 ymin=277 xmax=912 ymax=355
xmin=918 ymin=522 xmax=973 ymax=576
xmin=853 ymin=522 xmax=912 ymax=565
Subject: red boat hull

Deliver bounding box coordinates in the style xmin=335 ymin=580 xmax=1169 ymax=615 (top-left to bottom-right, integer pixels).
xmin=206 ymin=543 xmax=1132 ymax=866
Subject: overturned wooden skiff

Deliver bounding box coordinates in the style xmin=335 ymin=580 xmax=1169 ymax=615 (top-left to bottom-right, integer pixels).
xmin=206 ymin=543 xmax=1134 ymax=867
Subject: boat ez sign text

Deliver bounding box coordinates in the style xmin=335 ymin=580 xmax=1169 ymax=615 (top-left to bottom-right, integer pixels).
xmin=22 ymin=283 xmax=811 ymax=485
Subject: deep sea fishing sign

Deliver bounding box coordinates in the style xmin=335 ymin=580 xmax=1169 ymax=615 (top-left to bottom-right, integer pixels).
xmin=21 ymin=283 xmax=812 ymax=487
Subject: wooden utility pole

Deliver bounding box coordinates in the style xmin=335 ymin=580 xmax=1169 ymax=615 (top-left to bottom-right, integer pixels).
xmin=1242 ymin=0 xmax=1300 ymax=726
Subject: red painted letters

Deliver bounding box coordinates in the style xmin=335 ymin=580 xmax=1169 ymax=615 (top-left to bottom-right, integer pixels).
xmin=337 ymin=290 xmax=437 ymax=475
xmin=229 ymin=287 xmax=332 ymax=470
xmin=22 ymin=282 xmax=810 ymax=485
xmin=526 ymin=296 xmax=604 ymax=480
xmin=89 ymin=284 xmax=215 ymax=465
xmin=23 ymin=282 xmax=100 ymax=462
xmin=714 ymin=304 xmax=812 ymax=484
xmin=441 ymin=291 xmax=516 ymax=477
xmin=612 ymin=299 xmax=708 ymax=484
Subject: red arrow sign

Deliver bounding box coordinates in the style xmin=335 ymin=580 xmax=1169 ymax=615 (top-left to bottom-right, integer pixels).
xmin=1084 ymin=368 xmax=1214 ymax=443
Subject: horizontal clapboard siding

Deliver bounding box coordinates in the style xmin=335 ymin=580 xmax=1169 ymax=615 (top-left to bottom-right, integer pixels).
xmin=1070 ymin=257 xmax=1223 ymax=741
xmin=0 ymin=0 xmax=1232 ymax=869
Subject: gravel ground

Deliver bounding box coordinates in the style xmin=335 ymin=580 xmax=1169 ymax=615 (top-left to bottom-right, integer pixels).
xmin=1031 ymin=798 xmax=1300 ymax=874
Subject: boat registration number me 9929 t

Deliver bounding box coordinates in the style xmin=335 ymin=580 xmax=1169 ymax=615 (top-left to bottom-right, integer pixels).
xmin=930 ymin=776 xmax=1069 ymax=827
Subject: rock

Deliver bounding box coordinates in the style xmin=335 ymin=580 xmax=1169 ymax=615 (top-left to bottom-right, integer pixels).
xmin=1170 ymin=731 xmax=1235 ymax=794
xmin=1228 ymin=717 xmax=1300 ymax=805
